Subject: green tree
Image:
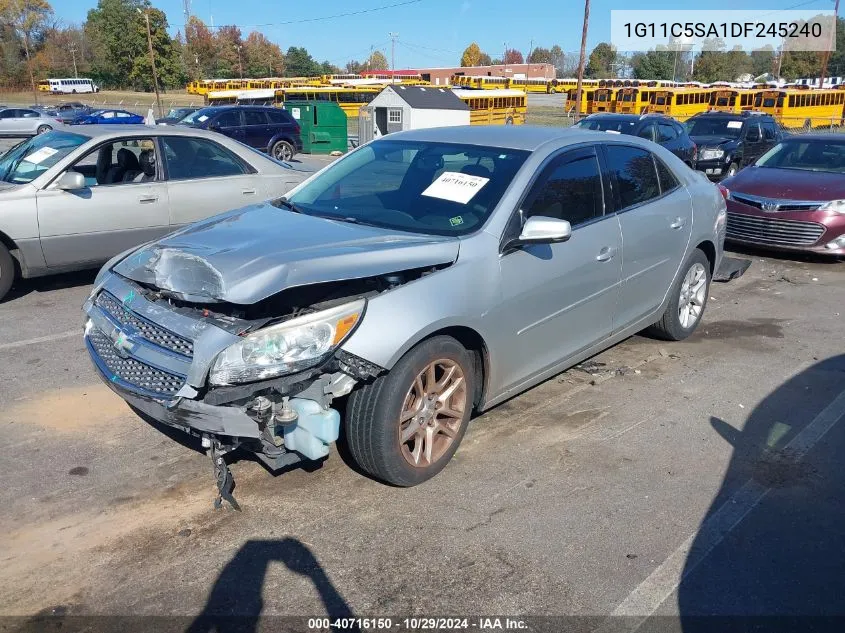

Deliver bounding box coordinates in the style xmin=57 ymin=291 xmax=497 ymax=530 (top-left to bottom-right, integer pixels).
xmin=586 ymin=42 xmax=615 ymax=78
xmin=213 ymin=25 xmax=243 ymax=78
xmin=86 ymin=0 xmax=148 ymax=89
xmin=780 ymin=50 xmax=821 ymax=81
xmin=461 ymin=42 xmax=481 ymax=66
xmin=478 ymin=52 xmax=492 ymax=66
xmin=631 ymin=47 xmax=675 ymax=80
xmin=527 ymin=46 xmax=552 ymax=64
xmin=284 ymin=46 xmax=320 ymax=77
xmin=320 ymin=60 xmax=339 ymax=74
xmin=824 ymin=17 xmax=845 ymax=77
xmin=128 ymin=7 xmax=185 ymax=90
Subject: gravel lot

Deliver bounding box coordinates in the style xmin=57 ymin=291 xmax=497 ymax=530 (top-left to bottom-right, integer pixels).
xmin=1 ymin=136 xmax=844 ymax=630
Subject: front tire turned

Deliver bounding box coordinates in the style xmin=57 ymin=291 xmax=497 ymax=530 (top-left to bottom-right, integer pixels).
xmin=647 ymin=249 xmax=711 ymax=341
xmin=0 ymin=243 xmax=16 ymax=302
xmin=346 ymin=336 xmax=476 ymax=486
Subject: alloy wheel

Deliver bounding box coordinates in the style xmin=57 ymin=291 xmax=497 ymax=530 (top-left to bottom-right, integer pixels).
xmin=399 ymin=359 xmax=467 ymax=468
xmin=678 ymin=263 xmax=707 ymax=329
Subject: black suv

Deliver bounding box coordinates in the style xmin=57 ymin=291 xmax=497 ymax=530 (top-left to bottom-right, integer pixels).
xmin=179 ymin=105 xmax=303 ymax=161
xmin=575 ymin=113 xmax=697 ymax=167
xmin=686 ymin=111 xmax=783 ymax=181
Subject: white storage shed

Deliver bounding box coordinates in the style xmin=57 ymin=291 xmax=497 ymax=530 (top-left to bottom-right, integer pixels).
xmin=358 ymin=85 xmax=470 ymax=144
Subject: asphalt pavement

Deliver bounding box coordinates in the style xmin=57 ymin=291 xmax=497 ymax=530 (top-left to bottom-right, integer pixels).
xmin=1 ymin=137 xmax=844 ymax=631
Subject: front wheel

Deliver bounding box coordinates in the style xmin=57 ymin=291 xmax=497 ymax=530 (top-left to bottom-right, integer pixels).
xmin=346 ymin=336 xmax=475 ymax=486
xmin=271 ymin=139 xmax=295 ymax=161
xmin=36 ymin=124 xmax=51 ymax=135
xmin=0 ymin=243 xmax=16 ymax=302
xmin=647 ymin=249 xmax=711 ymax=341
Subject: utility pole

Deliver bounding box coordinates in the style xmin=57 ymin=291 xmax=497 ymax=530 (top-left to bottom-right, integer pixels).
xmin=138 ymin=8 xmax=163 ymax=118
xmin=237 ymin=45 xmax=243 ymax=79
xmin=69 ymin=43 xmax=79 ymax=78
xmin=389 ymin=32 xmax=398 ymax=83
xmin=574 ymin=0 xmax=590 ymax=118
xmin=528 ymin=39 xmax=533 ymax=64
xmin=818 ymin=0 xmax=840 ymax=88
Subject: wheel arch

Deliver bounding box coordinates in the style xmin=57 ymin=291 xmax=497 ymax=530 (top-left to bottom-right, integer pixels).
xmin=695 ymin=239 xmax=717 ymax=275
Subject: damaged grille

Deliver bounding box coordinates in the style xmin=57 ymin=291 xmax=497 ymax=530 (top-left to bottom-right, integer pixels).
xmin=87 ymin=328 xmax=186 ymax=397
xmin=96 ymin=291 xmax=194 ymax=357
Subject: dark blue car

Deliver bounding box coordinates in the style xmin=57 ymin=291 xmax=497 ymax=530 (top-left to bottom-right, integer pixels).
xmin=71 ymin=109 xmax=145 ymax=125
xmin=178 ymin=105 xmax=302 ymax=161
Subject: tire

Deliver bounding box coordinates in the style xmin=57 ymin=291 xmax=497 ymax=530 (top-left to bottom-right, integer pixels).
xmin=346 ymin=335 xmax=476 ymax=487
xmin=725 ymin=162 xmax=738 ymax=178
xmin=647 ymin=249 xmax=711 ymax=341
xmin=505 ymin=116 xmax=514 ymax=125
xmin=271 ymin=139 xmax=295 ymax=161
xmin=0 ymin=243 xmax=15 ymax=302
xmin=36 ymin=124 xmax=51 ymax=135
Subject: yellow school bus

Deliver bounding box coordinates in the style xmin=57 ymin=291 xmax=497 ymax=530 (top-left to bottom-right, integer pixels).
xmin=37 ymin=80 xmax=52 ymax=92
xmin=510 ymin=77 xmax=550 ymax=93
xmin=708 ymin=89 xmax=758 ymax=114
xmin=452 ymin=89 xmax=526 ymax=125
xmin=614 ymin=87 xmax=653 ymax=114
xmin=588 ymin=87 xmax=617 ymax=113
xmin=455 ymin=76 xmax=511 ymax=90
xmin=647 ymin=87 xmax=711 ymax=121
xmin=754 ymin=87 xmax=845 ymax=128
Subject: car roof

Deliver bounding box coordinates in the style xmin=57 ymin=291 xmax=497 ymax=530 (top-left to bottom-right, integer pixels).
xmin=53 ymin=124 xmax=238 ymax=140
xmin=383 ymin=125 xmax=614 ymax=151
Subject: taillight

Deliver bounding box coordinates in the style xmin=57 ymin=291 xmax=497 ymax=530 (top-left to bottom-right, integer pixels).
xmin=717 ymin=183 xmax=729 ymax=201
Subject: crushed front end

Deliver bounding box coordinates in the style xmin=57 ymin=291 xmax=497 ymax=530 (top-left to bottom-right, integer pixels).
xmin=83 ymin=273 xmax=384 ymax=509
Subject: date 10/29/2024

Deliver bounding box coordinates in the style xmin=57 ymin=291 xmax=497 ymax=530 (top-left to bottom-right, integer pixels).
xmin=307 ymin=617 xmax=529 ymax=631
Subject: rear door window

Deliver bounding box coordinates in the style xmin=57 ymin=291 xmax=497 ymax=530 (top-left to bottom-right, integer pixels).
xmin=161 ymin=136 xmax=249 ymax=180
xmin=243 ymin=110 xmax=268 ymax=126
xmin=604 ymin=145 xmax=662 ymax=210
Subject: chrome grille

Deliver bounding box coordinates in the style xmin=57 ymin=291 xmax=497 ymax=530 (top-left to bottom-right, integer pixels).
xmin=87 ymin=328 xmax=186 ymax=396
xmin=731 ymin=193 xmax=821 ymax=212
xmin=95 ymin=291 xmax=193 ymax=357
xmin=727 ymin=213 xmax=825 ymax=246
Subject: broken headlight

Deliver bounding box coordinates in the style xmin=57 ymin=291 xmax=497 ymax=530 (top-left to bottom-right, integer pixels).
xmin=208 ymin=299 xmax=365 ymax=386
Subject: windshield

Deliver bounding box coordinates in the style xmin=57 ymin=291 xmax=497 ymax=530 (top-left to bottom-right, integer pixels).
xmin=756 ymin=139 xmax=845 ymax=173
xmin=0 ymin=130 xmax=89 ymax=184
xmin=575 ymin=118 xmax=636 ymax=133
xmin=285 ymin=139 xmax=529 ymax=236
xmin=180 ymin=108 xmax=215 ymax=125
xmin=168 ymin=108 xmax=194 ymax=119
xmin=686 ymin=118 xmax=743 ymax=138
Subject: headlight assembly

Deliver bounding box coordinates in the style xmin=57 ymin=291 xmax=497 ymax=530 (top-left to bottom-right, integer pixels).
xmin=209 ymin=299 xmax=365 ymax=386
xmin=818 ymin=199 xmax=845 ymax=214
xmin=699 ymin=148 xmax=725 ymax=161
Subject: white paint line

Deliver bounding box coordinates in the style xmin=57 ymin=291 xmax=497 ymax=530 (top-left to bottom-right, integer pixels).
xmin=599 ymin=386 xmax=845 ymax=631
xmin=0 ymin=330 xmax=79 ymax=352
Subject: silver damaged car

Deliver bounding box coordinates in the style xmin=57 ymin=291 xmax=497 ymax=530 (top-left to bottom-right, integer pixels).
xmin=83 ymin=126 xmax=727 ymax=506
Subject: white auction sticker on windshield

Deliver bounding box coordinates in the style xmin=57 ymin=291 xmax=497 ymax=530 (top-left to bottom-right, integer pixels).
xmin=24 ymin=147 xmax=58 ymax=164
xmin=422 ymin=171 xmax=489 ymax=204
xmin=727 ymin=121 xmax=743 ymax=129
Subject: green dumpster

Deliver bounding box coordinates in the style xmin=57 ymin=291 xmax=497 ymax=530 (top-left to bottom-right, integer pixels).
xmin=283 ymin=101 xmax=347 ymax=154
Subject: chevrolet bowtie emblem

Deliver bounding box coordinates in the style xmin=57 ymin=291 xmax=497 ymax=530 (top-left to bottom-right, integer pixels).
xmin=112 ymin=329 xmax=136 ymax=358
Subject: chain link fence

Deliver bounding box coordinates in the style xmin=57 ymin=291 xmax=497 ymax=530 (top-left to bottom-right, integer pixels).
xmin=777 ymin=116 xmax=845 ymax=135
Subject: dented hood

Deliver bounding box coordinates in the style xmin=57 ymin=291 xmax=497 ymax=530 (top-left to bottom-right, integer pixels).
xmin=113 ymin=202 xmax=460 ymax=304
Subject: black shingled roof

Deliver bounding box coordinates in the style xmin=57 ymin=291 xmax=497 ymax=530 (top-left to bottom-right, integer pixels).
xmin=388 ymin=85 xmax=469 ymax=110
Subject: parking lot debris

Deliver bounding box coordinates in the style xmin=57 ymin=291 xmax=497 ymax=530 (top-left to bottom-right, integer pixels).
xmin=575 ymin=360 xmax=607 ymax=375
xmin=714 ymin=256 xmax=752 ymax=282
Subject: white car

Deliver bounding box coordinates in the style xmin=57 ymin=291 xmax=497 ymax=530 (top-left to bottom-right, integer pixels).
xmin=0 ymin=125 xmax=312 ymax=300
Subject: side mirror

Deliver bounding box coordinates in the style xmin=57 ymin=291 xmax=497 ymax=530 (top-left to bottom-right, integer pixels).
xmin=55 ymin=171 xmax=86 ymax=191
xmin=504 ymin=216 xmax=572 ymax=253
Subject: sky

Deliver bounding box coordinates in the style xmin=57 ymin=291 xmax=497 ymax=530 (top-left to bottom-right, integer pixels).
xmin=59 ymin=0 xmax=836 ymax=68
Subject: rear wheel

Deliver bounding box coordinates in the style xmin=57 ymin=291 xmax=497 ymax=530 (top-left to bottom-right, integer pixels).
xmin=0 ymin=244 xmax=16 ymax=302
xmin=36 ymin=124 xmax=51 ymax=135
xmin=271 ymin=139 xmax=295 ymax=161
xmin=647 ymin=249 xmax=711 ymax=341
xmin=346 ymin=336 xmax=475 ymax=486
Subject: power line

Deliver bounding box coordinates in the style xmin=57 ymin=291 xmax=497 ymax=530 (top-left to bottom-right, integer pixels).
xmin=175 ymin=0 xmax=425 ymax=29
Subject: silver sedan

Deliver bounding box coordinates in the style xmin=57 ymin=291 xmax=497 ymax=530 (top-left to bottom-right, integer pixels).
xmin=0 ymin=107 xmax=60 ymax=137
xmin=83 ymin=125 xmax=727 ymax=503
xmin=0 ymin=125 xmax=312 ymax=300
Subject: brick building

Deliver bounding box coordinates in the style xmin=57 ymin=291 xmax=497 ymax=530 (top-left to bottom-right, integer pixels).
xmin=364 ymin=64 xmax=555 ymax=86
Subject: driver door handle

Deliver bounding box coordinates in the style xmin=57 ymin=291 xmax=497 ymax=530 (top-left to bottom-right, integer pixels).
xmin=242 ymin=189 xmax=257 ymax=195
xmin=670 ymin=217 xmax=686 ymax=230
xmin=596 ymin=246 xmax=617 ymax=262
xmin=138 ymin=195 xmax=158 ymax=204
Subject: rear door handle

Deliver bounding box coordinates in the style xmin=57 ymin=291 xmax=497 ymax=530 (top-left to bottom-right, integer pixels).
xmin=670 ymin=217 xmax=686 ymax=230
xmin=138 ymin=195 xmax=158 ymax=204
xmin=596 ymin=246 xmax=617 ymax=262
xmin=242 ymin=189 xmax=257 ymax=195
